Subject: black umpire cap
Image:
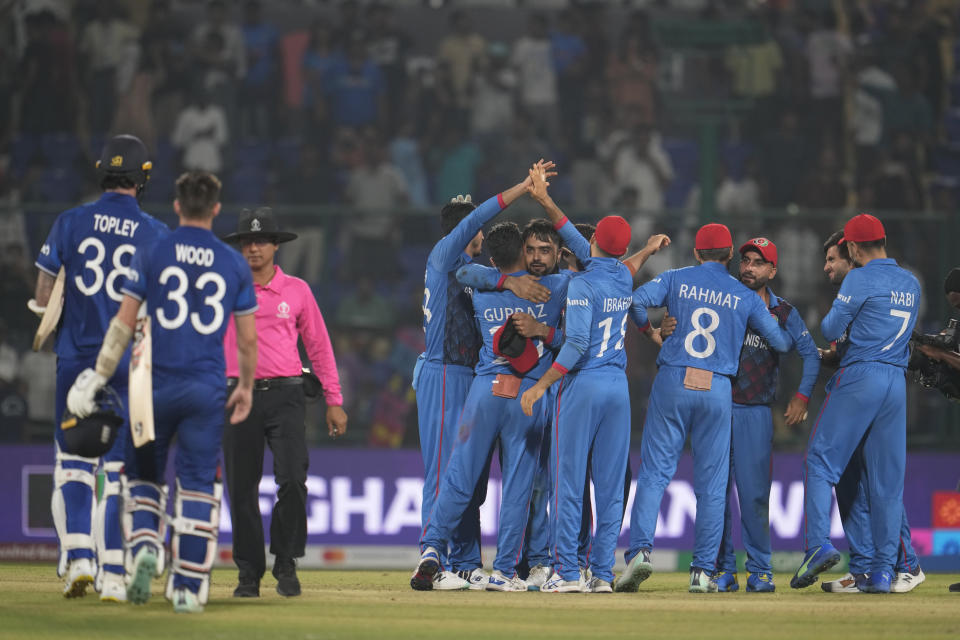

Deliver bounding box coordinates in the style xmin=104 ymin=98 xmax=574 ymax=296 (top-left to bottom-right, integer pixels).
xmin=223 ymin=207 xmax=298 ymax=244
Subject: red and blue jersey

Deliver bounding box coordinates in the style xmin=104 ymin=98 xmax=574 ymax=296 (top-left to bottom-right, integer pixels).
xmin=422 ymin=195 xmax=506 ymax=369
xmin=732 ymin=288 xmax=820 ymax=405
xmin=35 ymin=192 xmax=169 ymax=362
xmin=821 ymin=257 xmax=920 ymax=369
xmin=632 ymin=262 xmax=792 ymax=376
xmin=121 ymin=226 xmax=257 ymax=386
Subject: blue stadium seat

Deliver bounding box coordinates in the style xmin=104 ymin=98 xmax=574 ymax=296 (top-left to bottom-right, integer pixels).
xmin=721 ymin=141 xmax=754 ymax=180
xmin=39 ymin=168 xmax=83 ymax=203
xmin=10 ymin=134 xmax=41 ymax=179
xmin=661 ymin=138 xmax=700 ymax=181
xmin=227 ymin=164 xmax=268 ymax=203
xmin=41 ymin=133 xmax=82 ymax=169
xmin=274 ymin=137 xmax=303 ymax=171
xmin=235 ymin=139 xmax=271 ymax=169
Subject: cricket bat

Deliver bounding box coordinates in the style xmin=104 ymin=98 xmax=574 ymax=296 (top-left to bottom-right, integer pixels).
xmin=32 ymin=267 xmax=65 ymax=351
xmin=129 ymin=304 xmax=155 ymax=447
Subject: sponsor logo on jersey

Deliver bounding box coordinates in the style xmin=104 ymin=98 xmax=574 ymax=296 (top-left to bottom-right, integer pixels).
xmin=278 ymin=301 xmax=290 ymax=318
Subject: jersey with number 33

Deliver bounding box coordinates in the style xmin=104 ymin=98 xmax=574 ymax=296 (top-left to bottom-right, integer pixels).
xmin=121 ymin=226 xmax=257 ymax=385
xmin=35 ymin=192 xmax=170 ymax=361
xmin=632 ymin=261 xmax=791 ymax=376
xmin=821 ymin=257 xmax=919 ymax=369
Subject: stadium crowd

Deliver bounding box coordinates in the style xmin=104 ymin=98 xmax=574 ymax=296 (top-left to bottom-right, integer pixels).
xmin=0 ymin=0 xmax=958 ymax=448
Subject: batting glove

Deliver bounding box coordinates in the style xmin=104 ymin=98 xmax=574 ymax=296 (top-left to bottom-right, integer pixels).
xmin=67 ymin=368 xmax=107 ymax=418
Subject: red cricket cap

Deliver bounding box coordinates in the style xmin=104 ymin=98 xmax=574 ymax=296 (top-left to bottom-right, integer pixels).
xmin=695 ymin=223 xmax=733 ymax=250
xmin=739 ymin=237 xmax=778 ymax=267
xmin=841 ymin=213 xmax=885 ymax=243
xmin=594 ymin=215 xmax=631 ymax=257
xmin=492 ymin=315 xmax=539 ymax=374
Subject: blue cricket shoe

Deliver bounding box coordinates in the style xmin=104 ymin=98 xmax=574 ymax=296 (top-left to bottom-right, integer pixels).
xmin=747 ymin=572 xmax=776 ymax=592
xmin=859 ymin=570 xmax=892 ymax=594
xmin=790 ymin=544 xmax=842 ymax=589
xmin=714 ymin=571 xmax=739 ymax=592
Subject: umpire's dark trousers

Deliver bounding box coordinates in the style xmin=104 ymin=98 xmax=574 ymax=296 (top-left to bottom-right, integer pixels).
xmin=223 ymin=377 xmax=308 ymax=581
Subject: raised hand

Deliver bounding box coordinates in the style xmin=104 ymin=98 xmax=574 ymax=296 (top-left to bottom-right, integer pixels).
xmin=503 ymin=274 xmax=551 ymax=304
xmin=645 ymin=234 xmax=671 ymax=254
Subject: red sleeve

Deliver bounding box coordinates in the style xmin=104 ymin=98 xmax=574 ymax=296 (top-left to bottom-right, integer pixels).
xmin=553 ymin=216 xmax=569 ymax=230
xmin=551 ymin=362 xmax=569 ymax=375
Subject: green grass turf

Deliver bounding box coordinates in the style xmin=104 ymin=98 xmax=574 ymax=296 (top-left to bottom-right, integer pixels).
xmin=1 ymin=565 xmax=958 ymax=640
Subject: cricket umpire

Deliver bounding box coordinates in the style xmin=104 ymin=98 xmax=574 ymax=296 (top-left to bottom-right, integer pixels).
xmin=222 ymin=207 xmax=347 ymax=597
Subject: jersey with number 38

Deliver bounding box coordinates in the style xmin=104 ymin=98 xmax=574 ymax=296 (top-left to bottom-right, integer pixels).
xmin=633 ymin=261 xmax=791 ymax=376
xmin=35 ymin=192 xmax=169 ymax=362
xmin=821 ymin=257 xmax=919 ymax=369
xmin=121 ymin=226 xmax=257 ymax=386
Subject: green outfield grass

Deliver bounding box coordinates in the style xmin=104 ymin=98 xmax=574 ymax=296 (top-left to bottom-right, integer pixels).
xmin=1 ymin=565 xmax=958 ymax=640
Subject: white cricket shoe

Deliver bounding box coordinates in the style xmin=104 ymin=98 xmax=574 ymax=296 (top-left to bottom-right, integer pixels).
xmin=99 ymin=572 xmax=127 ymax=603
xmin=614 ymin=549 xmax=653 ymax=592
xmin=485 ymin=571 xmax=527 ymax=592
xmin=457 ymin=568 xmax=489 ymax=591
xmin=585 ymin=576 xmax=613 ymax=593
xmin=891 ymin=568 xmax=925 ymax=593
xmin=127 ymin=545 xmax=158 ymax=605
xmin=821 ymin=572 xmax=867 ymax=593
xmin=432 ymin=570 xmax=470 ymax=591
xmin=578 ymin=567 xmax=592 ymax=592
xmin=63 ymin=558 xmax=96 ymax=598
xmin=525 ymin=564 xmax=552 ymax=591
xmin=172 ymin=587 xmax=203 ymax=613
xmin=689 ymin=567 xmax=719 ymax=593
xmin=541 ymin=573 xmax=581 ymax=593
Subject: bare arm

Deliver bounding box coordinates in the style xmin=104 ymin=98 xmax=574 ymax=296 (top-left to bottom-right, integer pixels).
xmin=227 ymin=313 xmax=257 ymax=424
xmin=624 ymin=234 xmax=671 ymax=285
xmin=34 ymin=271 xmax=56 ymax=307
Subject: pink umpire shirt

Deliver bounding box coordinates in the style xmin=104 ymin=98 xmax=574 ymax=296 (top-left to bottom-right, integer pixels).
xmin=224 ymin=265 xmax=344 ymax=406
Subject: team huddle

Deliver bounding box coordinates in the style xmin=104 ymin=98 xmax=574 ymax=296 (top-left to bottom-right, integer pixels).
xmin=411 ymin=160 xmax=925 ymax=594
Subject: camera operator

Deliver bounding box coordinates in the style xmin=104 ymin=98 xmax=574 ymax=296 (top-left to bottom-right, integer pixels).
xmin=909 ymin=268 xmax=960 ymax=402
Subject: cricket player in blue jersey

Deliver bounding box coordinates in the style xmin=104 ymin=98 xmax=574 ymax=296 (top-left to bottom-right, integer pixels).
xmin=415 ymin=164 xmax=553 ymax=590
xmin=520 ymin=211 xmax=652 ymax=593
xmin=620 ymin=223 xmax=793 ymax=593
xmin=412 ymin=221 xmax=570 ymax=592
xmin=32 ymin=135 xmax=168 ymax=601
xmin=67 ymin=171 xmax=258 ymax=613
xmin=712 ymin=238 xmax=820 ymax=593
xmin=792 ymin=215 xmax=921 ymax=593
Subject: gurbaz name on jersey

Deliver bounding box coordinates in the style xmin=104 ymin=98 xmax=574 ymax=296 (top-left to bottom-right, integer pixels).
xmin=483 ymin=304 xmax=547 ymax=322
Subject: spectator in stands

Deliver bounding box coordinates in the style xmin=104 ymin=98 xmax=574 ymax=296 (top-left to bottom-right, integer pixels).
xmin=606 ymin=32 xmax=659 ymax=129
xmin=389 ymin=122 xmax=429 ymax=208
xmin=366 ymin=4 xmax=409 ymax=136
xmin=804 ymin=9 xmax=852 ymax=143
xmin=429 ymin=125 xmax=482 ymax=204
xmin=335 ymin=275 xmax=395 ymax=331
xmin=512 ymin=13 xmax=558 ymax=141
xmin=20 ymin=341 xmax=56 ymax=438
xmin=141 ymin=0 xmax=190 ymax=139
xmin=0 ymin=243 xmax=38 ymax=350
xmin=0 ymin=320 xmax=19 ymax=391
xmin=863 ymin=145 xmax=920 ymax=211
xmin=278 ymin=143 xmax=334 ymax=205
xmin=551 ymin=9 xmax=587 ymax=141
xmin=192 ymin=0 xmax=246 ymax=81
xmin=112 ymin=55 xmax=159 ymax=152
xmin=884 ymin=64 xmax=934 ymax=146
xmin=724 ymin=16 xmax=783 ymax=138
xmin=15 ymin=10 xmax=79 ymax=136
xmin=853 ymin=47 xmax=896 ymax=184
xmin=239 ymin=0 xmax=280 ymax=139
xmin=603 ymin=121 xmax=674 ymax=213
xmin=79 ymin=1 xmax=140 ymax=134
xmin=469 ymin=42 xmax=516 ymax=142
xmin=437 ymin=10 xmax=486 ymax=120
xmin=686 ymin=161 xmax=762 ymax=215
xmin=171 ymin=86 xmax=229 ymax=172
xmin=797 ymin=147 xmax=848 ymax=209
xmin=760 ymin=109 xmax=809 ymax=206
xmin=324 ymin=34 xmax=386 ymax=130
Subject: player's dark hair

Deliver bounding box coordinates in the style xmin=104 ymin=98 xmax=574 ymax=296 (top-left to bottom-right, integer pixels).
xmin=574 ymin=223 xmax=595 ymax=241
xmin=440 ymin=201 xmax=476 ymax=235
xmin=697 ymin=247 xmax=732 ymax=263
xmin=854 ymin=238 xmax=886 ymax=251
xmin=945 ymin=268 xmax=960 ymax=295
xmin=487 ymin=222 xmax=523 ymax=270
xmin=175 ymin=171 xmax=222 ymax=219
xmin=823 ymin=230 xmax=851 ymax=261
xmin=522 ymin=218 xmax=560 ymax=248
xmin=100 ymin=174 xmax=139 ymax=191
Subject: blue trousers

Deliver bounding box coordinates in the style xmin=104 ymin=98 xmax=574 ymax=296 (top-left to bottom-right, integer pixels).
xmin=124 ymin=377 xmax=225 ymax=593
xmin=521 ymin=385 xmax=555 ymax=571
xmin=803 ymin=363 xmax=906 ymax=574
xmin=551 ymin=368 xmax=630 ymax=583
xmin=836 ymin=443 xmax=920 ymax=574
xmin=422 ymin=373 xmax=544 ymax=576
xmin=717 ymin=403 xmax=774 ymax=574
xmin=415 ymin=361 xmax=484 ymax=571
xmin=55 ymin=356 xmax=127 ymax=573
xmin=628 ymin=366 xmax=732 ymax=572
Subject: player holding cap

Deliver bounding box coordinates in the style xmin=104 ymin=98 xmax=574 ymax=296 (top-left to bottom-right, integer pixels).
xmin=31 ymin=134 xmax=168 ymax=601
xmin=792 ymin=214 xmax=920 ymax=593
xmin=712 ymin=238 xmax=820 ymax=593
xmin=412 ymin=221 xmax=569 ymax=592
xmin=620 ymin=223 xmax=793 ymax=593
